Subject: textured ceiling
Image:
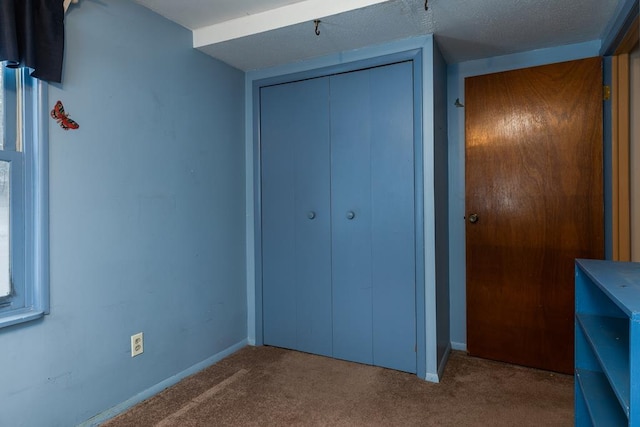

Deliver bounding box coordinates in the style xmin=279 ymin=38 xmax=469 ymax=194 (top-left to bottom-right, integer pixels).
xmin=133 ymin=0 xmax=622 ymax=71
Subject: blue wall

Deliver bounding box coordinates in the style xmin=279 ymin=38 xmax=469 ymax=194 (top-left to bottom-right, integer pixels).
xmin=432 ymin=40 xmax=450 ymax=372
xmin=446 ymin=41 xmax=603 ymax=349
xmin=0 ymin=1 xmax=246 ymax=426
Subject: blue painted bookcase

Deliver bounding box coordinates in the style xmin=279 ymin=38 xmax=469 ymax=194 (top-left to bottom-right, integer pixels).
xmin=575 ymin=259 xmax=640 ymax=426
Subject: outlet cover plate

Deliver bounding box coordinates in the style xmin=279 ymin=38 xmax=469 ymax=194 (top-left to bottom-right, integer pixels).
xmin=131 ymin=332 xmax=144 ymax=357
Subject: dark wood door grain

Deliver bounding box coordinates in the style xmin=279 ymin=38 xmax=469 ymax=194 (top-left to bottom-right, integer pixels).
xmin=465 ymin=57 xmax=604 ymax=374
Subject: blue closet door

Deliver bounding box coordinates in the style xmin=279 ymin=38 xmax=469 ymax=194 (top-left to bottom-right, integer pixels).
xmin=260 ymin=61 xmax=416 ymax=374
xmin=329 ymin=69 xmax=374 ymax=366
xmin=260 ymin=77 xmax=333 ymax=357
xmin=330 ymin=61 xmax=416 ymax=373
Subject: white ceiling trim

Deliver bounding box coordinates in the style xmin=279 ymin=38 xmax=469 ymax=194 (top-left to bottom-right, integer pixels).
xmin=193 ymin=0 xmax=393 ymax=48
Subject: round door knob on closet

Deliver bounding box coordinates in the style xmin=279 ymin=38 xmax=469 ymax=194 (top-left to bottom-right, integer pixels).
xmin=307 ymin=211 xmax=316 ymax=220
xmin=468 ymin=213 xmax=479 ymax=223
xmin=346 ymin=211 xmax=355 ymax=220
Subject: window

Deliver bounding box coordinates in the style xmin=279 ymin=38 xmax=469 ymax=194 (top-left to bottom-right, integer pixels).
xmin=0 ymin=64 xmax=49 ymax=328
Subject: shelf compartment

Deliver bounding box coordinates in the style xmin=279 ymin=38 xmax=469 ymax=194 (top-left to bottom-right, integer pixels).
xmin=577 ymin=313 xmax=630 ymax=415
xmin=576 ymin=369 xmax=628 ymax=426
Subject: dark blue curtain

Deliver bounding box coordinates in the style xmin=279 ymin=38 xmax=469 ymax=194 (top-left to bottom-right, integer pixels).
xmin=0 ymin=0 xmax=64 ymax=83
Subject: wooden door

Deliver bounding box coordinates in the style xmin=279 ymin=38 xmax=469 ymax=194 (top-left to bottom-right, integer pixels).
xmin=465 ymin=57 xmax=604 ymax=374
xmin=330 ymin=61 xmax=416 ymax=373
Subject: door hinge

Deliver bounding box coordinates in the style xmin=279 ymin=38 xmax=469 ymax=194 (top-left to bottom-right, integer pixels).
xmin=603 ymin=85 xmax=611 ymax=101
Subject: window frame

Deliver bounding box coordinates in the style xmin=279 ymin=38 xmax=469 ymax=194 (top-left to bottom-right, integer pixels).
xmin=0 ymin=66 xmax=49 ymax=328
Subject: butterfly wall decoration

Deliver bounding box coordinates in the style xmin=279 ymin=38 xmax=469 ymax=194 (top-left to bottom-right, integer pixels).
xmin=51 ymin=100 xmax=80 ymax=130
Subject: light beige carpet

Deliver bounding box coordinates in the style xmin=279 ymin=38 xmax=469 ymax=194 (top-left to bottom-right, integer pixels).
xmin=103 ymin=346 xmax=573 ymax=426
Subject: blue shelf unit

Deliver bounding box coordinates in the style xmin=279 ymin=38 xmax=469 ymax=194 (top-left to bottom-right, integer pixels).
xmin=575 ymin=259 xmax=640 ymax=426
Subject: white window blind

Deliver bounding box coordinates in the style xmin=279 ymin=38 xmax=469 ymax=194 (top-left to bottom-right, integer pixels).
xmin=0 ymin=70 xmax=8 ymax=298
xmin=0 ymin=161 xmax=10 ymax=297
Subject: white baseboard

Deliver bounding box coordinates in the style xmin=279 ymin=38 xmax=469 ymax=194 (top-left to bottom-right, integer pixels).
xmin=79 ymin=338 xmax=248 ymax=427
xmin=450 ymin=341 xmax=467 ymax=352
xmin=424 ymin=372 xmax=439 ymax=382
xmin=424 ymin=342 xmax=452 ymax=384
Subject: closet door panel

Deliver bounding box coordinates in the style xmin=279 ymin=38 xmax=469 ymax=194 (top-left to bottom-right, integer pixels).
xmin=261 ymin=78 xmax=332 ymax=356
xmin=261 ymin=82 xmax=295 ymax=350
xmin=330 ymin=62 xmax=416 ymax=372
xmin=293 ymin=81 xmax=333 ymax=356
xmin=369 ymin=62 xmax=416 ymax=373
xmin=330 ymin=70 xmax=374 ymax=366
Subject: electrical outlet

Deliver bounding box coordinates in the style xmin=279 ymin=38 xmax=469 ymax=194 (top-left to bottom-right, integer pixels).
xmin=131 ymin=332 xmax=144 ymax=357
